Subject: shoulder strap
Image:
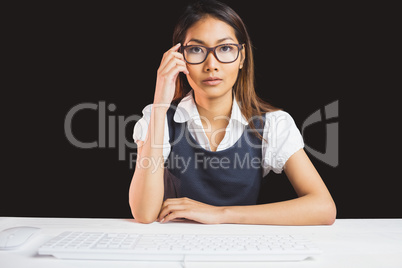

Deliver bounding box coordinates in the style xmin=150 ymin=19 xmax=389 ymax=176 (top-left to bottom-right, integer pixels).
xmin=166 ymin=105 xmax=176 ymax=144
xmin=249 ymin=114 xmax=266 ymax=135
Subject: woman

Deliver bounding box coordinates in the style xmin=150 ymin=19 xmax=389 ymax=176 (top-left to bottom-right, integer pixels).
xmin=129 ymin=0 xmax=336 ymax=225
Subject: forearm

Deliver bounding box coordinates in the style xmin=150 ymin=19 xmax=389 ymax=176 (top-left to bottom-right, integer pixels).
xmin=220 ymin=194 xmax=336 ymax=225
xmin=129 ymin=106 xmax=167 ymax=223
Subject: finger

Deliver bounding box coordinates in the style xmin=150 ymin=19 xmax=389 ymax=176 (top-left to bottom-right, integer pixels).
xmin=158 ymin=204 xmax=186 ymax=221
xmin=164 ymin=51 xmax=184 ymax=60
xmin=160 ymin=197 xmax=191 ymax=210
xmin=159 ymin=52 xmax=185 ymax=72
xmin=162 ymin=43 xmax=180 ymax=59
xmin=161 ymin=210 xmax=187 ymax=223
xmin=160 ymin=43 xmax=181 ymax=64
xmin=161 ymin=59 xmax=188 ymax=76
xmin=161 ymin=198 xmax=193 ymax=210
xmin=158 ymin=198 xmax=193 ymax=221
xmin=163 ymin=197 xmax=188 ymax=204
xmin=169 ymin=43 xmax=181 ymax=52
xmin=171 ymin=51 xmax=184 ymax=60
xmin=166 ymin=197 xmax=193 ymax=204
xmin=162 ymin=64 xmax=189 ymax=80
xmin=158 ymin=199 xmax=179 ymax=216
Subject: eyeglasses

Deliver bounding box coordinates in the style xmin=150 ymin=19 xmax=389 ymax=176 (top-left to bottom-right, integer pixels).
xmin=180 ymin=43 xmax=244 ymax=65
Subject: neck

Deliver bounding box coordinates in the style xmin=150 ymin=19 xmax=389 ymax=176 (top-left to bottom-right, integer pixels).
xmin=193 ymin=90 xmax=233 ymax=123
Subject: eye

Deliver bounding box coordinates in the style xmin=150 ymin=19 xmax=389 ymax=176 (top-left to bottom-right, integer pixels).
xmin=219 ymin=45 xmax=234 ymax=53
xmin=187 ymin=46 xmax=204 ymax=54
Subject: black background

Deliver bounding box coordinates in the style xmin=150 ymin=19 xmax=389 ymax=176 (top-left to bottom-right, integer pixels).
xmin=2 ymin=1 xmax=399 ymax=219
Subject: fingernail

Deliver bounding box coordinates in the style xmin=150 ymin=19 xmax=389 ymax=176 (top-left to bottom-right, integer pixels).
xmin=176 ymin=43 xmax=181 ymax=47
xmin=160 ymin=218 xmax=165 ymax=223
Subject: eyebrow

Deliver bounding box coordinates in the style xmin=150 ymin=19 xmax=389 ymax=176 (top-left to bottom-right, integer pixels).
xmin=187 ymin=37 xmax=235 ymax=45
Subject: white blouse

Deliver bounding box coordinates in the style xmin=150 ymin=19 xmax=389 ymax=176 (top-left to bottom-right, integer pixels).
xmin=133 ymin=90 xmax=304 ymax=176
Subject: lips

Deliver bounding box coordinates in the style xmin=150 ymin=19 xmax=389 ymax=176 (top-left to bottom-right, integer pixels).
xmin=202 ymin=77 xmax=223 ymax=86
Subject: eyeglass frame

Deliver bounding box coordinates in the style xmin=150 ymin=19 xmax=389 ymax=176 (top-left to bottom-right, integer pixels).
xmin=180 ymin=43 xmax=244 ymax=65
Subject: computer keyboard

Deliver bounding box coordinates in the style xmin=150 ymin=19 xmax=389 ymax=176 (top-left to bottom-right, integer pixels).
xmin=38 ymin=231 xmax=321 ymax=261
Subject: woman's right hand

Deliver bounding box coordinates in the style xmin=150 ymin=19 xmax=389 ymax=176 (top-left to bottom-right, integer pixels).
xmin=153 ymin=43 xmax=189 ymax=108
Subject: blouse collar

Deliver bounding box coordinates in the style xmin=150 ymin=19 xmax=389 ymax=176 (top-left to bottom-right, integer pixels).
xmin=173 ymin=90 xmax=249 ymax=126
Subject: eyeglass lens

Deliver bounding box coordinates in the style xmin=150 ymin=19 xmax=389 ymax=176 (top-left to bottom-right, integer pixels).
xmin=183 ymin=44 xmax=240 ymax=64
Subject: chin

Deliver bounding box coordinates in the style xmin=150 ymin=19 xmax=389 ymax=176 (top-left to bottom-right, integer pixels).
xmin=196 ymin=85 xmax=232 ymax=99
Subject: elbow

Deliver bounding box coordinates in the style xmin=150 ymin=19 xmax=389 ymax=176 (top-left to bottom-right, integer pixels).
xmin=320 ymin=199 xmax=337 ymax=225
xmin=131 ymin=208 xmax=158 ymax=224
xmin=130 ymin=203 xmax=158 ymax=224
xmin=133 ymin=215 xmax=157 ymax=224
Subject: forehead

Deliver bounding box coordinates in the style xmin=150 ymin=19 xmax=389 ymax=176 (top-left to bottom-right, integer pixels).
xmin=184 ymin=16 xmax=238 ymax=45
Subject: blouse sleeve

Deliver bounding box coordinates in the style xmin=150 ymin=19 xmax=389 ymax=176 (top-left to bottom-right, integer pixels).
xmin=132 ymin=104 xmax=171 ymax=161
xmin=262 ymin=110 xmax=304 ymax=176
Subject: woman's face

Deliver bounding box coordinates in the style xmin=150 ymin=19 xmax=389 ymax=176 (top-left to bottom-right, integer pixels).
xmin=183 ymin=16 xmax=245 ymax=100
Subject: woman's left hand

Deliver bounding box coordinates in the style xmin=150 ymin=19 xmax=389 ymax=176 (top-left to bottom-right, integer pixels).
xmin=158 ymin=198 xmax=224 ymax=224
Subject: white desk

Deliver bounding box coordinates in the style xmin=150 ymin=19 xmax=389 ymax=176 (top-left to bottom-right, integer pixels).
xmin=0 ymin=217 xmax=401 ymax=268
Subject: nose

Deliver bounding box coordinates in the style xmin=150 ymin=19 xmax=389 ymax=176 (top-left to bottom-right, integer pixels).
xmin=203 ymin=51 xmax=219 ymax=72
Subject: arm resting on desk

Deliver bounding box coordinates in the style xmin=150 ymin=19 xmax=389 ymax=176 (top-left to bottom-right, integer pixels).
xmin=159 ymin=149 xmax=337 ymax=225
xmin=129 ymin=107 xmax=167 ymax=224
xmin=221 ymin=149 xmax=336 ymax=225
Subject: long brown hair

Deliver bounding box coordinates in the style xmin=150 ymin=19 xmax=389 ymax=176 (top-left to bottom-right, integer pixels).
xmin=172 ymin=0 xmax=279 ymax=139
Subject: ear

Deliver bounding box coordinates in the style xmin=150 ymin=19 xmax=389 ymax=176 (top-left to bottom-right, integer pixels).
xmin=239 ymin=44 xmax=246 ymax=69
